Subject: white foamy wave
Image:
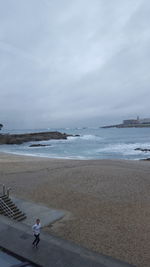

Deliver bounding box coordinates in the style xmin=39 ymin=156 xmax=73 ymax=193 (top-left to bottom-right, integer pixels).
xmin=95 ymin=143 xmax=150 ymax=155
xmin=81 ymin=134 xmax=104 ymax=141
xmin=68 ymin=134 xmax=103 ymax=141
xmin=81 ymin=135 xmax=99 ymax=140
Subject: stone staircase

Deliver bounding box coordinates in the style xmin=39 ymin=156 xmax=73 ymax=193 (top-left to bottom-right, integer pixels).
xmin=0 ymin=185 xmax=26 ymax=222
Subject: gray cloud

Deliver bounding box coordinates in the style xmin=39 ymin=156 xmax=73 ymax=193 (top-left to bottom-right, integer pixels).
xmin=0 ymin=0 xmax=149 ymax=129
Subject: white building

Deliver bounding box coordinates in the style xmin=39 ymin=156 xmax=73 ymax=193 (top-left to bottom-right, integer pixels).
xmin=139 ymin=118 xmax=150 ymax=124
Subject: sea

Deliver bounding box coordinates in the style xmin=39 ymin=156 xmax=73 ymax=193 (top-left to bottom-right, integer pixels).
xmin=0 ymin=127 xmax=150 ymax=160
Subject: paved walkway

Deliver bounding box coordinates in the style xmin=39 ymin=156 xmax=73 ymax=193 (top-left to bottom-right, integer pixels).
xmin=0 ymin=216 xmax=135 ymax=267
xmin=12 ymin=197 xmax=65 ymax=227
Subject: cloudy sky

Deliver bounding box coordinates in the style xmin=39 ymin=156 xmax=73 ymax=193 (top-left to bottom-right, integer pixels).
xmin=0 ymin=0 xmax=150 ymax=129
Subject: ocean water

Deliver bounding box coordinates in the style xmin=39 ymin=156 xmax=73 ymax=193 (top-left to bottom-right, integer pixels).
xmin=0 ymin=127 xmax=150 ymax=160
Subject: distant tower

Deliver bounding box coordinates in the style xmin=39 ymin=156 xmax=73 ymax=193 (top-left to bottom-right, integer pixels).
xmin=137 ymin=116 xmax=139 ymax=122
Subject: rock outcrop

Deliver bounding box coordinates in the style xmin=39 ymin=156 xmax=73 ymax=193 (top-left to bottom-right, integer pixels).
xmin=135 ymin=148 xmax=150 ymax=152
xmin=0 ymin=131 xmax=72 ymax=145
xmin=141 ymin=158 xmax=150 ymax=161
xmin=29 ymin=144 xmax=51 ymax=147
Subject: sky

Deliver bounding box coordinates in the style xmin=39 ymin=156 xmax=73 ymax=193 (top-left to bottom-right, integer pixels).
xmin=0 ymin=0 xmax=150 ymax=129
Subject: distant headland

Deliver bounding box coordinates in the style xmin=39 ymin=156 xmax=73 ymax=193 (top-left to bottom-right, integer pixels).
xmin=102 ymin=116 xmax=150 ymax=128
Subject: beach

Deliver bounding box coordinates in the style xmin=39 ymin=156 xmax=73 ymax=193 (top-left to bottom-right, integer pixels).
xmin=0 ymin=153 xmax=150 ymax=266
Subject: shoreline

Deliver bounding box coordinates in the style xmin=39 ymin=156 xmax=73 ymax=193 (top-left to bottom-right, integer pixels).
xmin=0 ymin=150 xmax=147 ymax=161
xmin=0 ymin=152 xmax=150 ymax=266
xmin=0 ymin=151 xmax=90 ymax=161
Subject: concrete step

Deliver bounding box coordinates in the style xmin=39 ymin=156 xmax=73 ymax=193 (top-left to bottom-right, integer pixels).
xmin=1 ymin=198 xmax=14 ymax=206
xmin=2 ymin=212 xmax=26 ymax=221
xmin=3 ymin=212 xmax=14 ymax=218
xmin=6 ymin=203 xmax=16 ymax=208
xmin=3 ymin=199 xmax=14 ymax=205
xmin=13 ymin=213 xmax=26 ymax=221
xmin=0 ymin=196 xmax=26 ymax=221
xmin=5 ymin=206 xmax=25 ymax=218
xmin=1 ymin=210 xmax=26 ymax=221
xmin=11 ymin=207 xmax=20 ymax=212
xmin=2 ymin=198 xmax=21 ymax=210
xmin=17 ymin=215 xmax=27 ymax=222
xmin=13 ymin=210 xmax=23 ymax=216
xmin=2 ymin=197 xmax=13 ymax=202
xmin=1 ymin=195 xmax=9 ymax=200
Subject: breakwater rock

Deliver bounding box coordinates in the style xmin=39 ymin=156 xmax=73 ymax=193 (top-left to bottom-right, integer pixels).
xmin=135 ymin=148 xmax=150 ymax=152
xmin=29 ymin=144 xmax=51 ymax=147
xmin=0 ymin=131 xmax=72 ymax=145
xmin=102 ymin=124 xmax=150 ymax=128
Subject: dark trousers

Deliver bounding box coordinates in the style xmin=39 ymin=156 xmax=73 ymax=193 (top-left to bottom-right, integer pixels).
xmin=32 ymin=234 xmax=40 ymax=246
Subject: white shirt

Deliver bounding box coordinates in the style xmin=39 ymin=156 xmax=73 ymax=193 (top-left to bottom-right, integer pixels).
xmin=32 ymin=223 xmax=41 ymax=235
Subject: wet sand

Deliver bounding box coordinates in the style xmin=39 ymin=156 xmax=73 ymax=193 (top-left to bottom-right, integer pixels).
xmin=0 ymin=152 xmax=150 ymax=267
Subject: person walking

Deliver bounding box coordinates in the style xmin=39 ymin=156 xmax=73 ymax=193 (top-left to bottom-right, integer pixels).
xmin=32 ymin=218 xmax=41 ymax=248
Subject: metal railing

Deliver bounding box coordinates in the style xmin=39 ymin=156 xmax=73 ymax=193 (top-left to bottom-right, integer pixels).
xmin=0 ymin=184 xmax=11 ymax=197
xmin=0 ymin=197 xmax=15 ymax=218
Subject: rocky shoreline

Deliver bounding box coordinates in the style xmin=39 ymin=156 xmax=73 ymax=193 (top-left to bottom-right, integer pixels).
xmin=134 ymin=147 xmax=150 ymax=161
xmin=0 ymin=131 xmax=72 ymax=145
xmin=135 ymin=147 xmax=150 ymax=152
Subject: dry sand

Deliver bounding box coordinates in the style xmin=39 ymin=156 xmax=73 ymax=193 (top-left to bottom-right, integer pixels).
xmin=0 ymin=152 xmax=150 ymax=267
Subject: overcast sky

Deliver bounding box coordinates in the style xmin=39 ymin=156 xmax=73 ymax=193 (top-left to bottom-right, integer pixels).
xmin=0 ymin=0 xmax=150 ymax=129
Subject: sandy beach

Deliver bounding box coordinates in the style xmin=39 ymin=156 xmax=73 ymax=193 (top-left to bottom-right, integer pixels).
xmin=0 ymin=153 xmax=150 ymax=266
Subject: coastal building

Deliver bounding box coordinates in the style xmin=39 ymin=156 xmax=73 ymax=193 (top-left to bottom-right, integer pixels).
xmin=102 ymin=116 xmax=150 ymax=128
xmin=123 ymin=119 xmax=138 ymax=125
xmin=139 ymin=118 xmax=150 ymax=124
xmin=123 ymin=116 xmax=150 ymax=125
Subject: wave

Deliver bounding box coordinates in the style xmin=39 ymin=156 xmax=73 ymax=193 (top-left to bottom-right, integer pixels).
xmin=81 ymin=135 xmax=102 ymax=140
xmin=68 ymin=134 xmax=103 ymax=141
xmin=95 ymin=143 xmax=150 ymax=155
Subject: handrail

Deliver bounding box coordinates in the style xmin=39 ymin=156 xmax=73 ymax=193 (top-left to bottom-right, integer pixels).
xmin=0 ymin=184 xmax=6 ymax=195
xmin=0 ymin=184 xmax=12 ymax=197
xmin=7 ymin=187 xmax=11 ymax=197
xmin=0 ymin=198 xmax=14 ymax=217
xmin=0 ymin=197 xmax=15 ymax=218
